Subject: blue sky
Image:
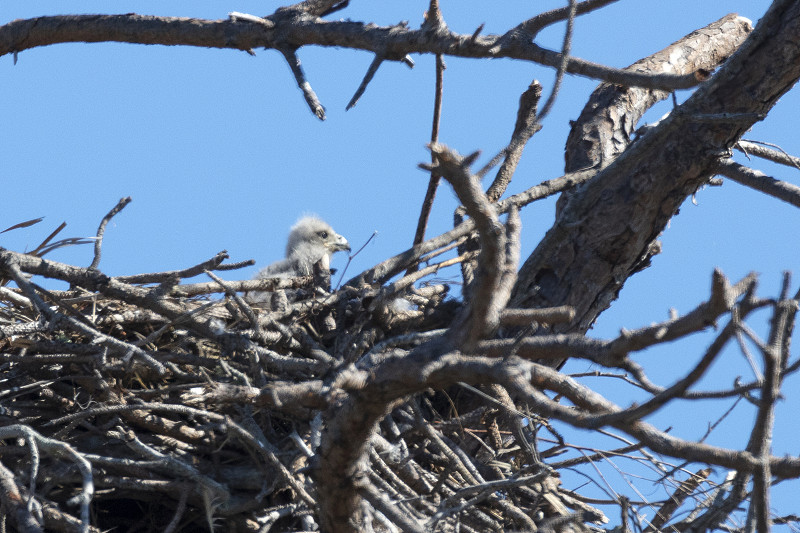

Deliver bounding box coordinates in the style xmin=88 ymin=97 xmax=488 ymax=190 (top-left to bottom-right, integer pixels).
xmin=2 ymin=0 xmax=798 ymax=527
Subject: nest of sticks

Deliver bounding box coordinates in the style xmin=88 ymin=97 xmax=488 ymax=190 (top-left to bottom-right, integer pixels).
xmin=1 ymin=202 xmax=585 ymax=533
xmin=1 ymin=187 xmax=782 ymax=533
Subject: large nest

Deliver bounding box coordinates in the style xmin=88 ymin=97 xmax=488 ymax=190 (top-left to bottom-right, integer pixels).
xmin=0 ymin=191 xmax=610 ymax=533
xmin=0 ymin=194 xmax=565 ymax=533
xmin=1 ymin=160 xmax=795 ymax=533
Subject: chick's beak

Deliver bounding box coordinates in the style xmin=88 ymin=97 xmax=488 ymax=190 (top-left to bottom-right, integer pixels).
xmin=330 ymin=233 xmax=351 ymax=253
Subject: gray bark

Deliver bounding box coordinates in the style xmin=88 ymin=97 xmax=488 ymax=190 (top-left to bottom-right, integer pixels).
xmin=510 ymin=3 xmax=800 ymax=337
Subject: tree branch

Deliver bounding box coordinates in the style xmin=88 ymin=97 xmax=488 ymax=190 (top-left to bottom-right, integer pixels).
xmin=0 ymin=12 xmax=709 ymax=93
xmin=510 ymin=6 xmax=798 ymax=338
xmin=716 ymin=159 xmax=800 ymax=209
xmin=736 ymin=139 xmax=800 ymax=171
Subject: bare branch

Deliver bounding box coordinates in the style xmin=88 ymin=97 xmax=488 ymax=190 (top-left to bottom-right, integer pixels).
xmin=171 ymin=275 xmax=309 ymax=297
xmin=350 ymin=165 xmax=598 ymax=287
xmin=645 ymin=468 xmax=712 ymax=532
xmin=522 ymin=0 xmax=620 ymax=37
xmin=716 ymin=158 xmax=800 ymax=209
xmin=484 ymin=81 xmax=543 ymax=202
xmin=737 ymin=139 xmax=800 ymax=171
xmin=411 ymin=54 xmax=446 ymax=249
xmin=279 ymin=47 xmax=326 ymax=120
xmin=1 ymin=216 xmax=44 ymax=234
xmin=115 ymin=251 xmax=238 ymax=284
xmin=90 ymin=196 xmax=131 ymax=270
xmin=584 ymin=318 xmax=738 ymax=428
xmin=428 ymin=144 xmax=508 ymax=347
xmin=345 ymin=54 xmax=384 ymax=110
xmin=745 ymin=280 xmax=796 ymax=532
xmin=0 ymin=13 xmax=714 ymax=92
xmin=536 ymin=0 xmax=576 ymax=122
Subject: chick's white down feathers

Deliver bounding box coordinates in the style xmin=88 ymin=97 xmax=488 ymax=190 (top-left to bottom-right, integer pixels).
xmin=255 ymin=216 xmax=350 ymax=279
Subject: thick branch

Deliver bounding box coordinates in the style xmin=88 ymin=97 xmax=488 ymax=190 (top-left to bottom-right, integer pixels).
xmin=510 ymin=5 xmax=800 ymax=339
xmin=0 ymin=13 xmax=706 ymax=91
xmin=562 ymin=14 xmax=751 ymax=174
xmin=428 ymin=144 xmax=508 ymax=346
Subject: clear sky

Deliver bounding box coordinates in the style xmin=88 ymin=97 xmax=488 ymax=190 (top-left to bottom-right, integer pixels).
xmin=2 ymin=0 xmax=798 ymax=527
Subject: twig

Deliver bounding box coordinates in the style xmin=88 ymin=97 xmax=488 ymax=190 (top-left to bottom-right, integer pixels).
xmin=370 ymin=251 xmax=476 ymax=312
xmin=205 ymin=269 xmax=263 ymax=340
xmin=1 ymin=217 xmax=43 ymax=234
xmin=645 ymin=468 xmax=711 ymax=532
xmin=484 ymin=81 xmax=543 ymax=201
xmin=335 ymin=230 xmax=377 ymax=289
xmin=346 ymin=54 xmax=384 ymax=110
xmin=162 ymin=486 xmax=190 ymax=533
xmin=279 ymin=47 xmax=326 ymax=120
xmin=115 ymin=251 xmax=234 ymax=283
xmin=90 ymin=196 xmax=131 ymax=269
xmin=587 ymin=321 xmax=736 ymax=427
xmin=745 ymin=279 xmax=794 ymax=533
xmin=210 ymin=259 xmax=255 ymax=271
xmin=349 ymin=165 xmax=598 ymax=287
xmin=28 ymin=221 xmax=66 ymax=256
xmin=536 ymin=0 xmax=576 ymax=122
xmin=360 ymin=483 xmax=426 ymax=533
xmin=521 ymin=0 xmax=622 ymax=37
xmin=346 ymin=49 xmax=414 ymax=112
xmin=411 ymin=53 xmax=446 ymax=250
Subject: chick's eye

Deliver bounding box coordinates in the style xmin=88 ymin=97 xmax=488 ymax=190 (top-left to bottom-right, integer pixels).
xmin=318 ymin=231 xmax=329 ymax=239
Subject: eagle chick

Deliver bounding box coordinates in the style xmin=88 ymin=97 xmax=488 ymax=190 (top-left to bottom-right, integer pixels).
xmin=255 ymin=216 xmax=350 ymax=279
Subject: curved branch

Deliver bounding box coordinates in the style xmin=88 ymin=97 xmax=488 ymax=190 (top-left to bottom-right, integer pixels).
xmin=521 ymin=0 xmax=620 ymax=37
xmin=428 ymin=144 xmax=508 ymax=346
xmin=0 ymin=13 xmax=706 ymax=91
xmin=484 ymin=81 xmax=543 ymax=203
xmin=90 ymin=196 xmax=131 ymax=270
